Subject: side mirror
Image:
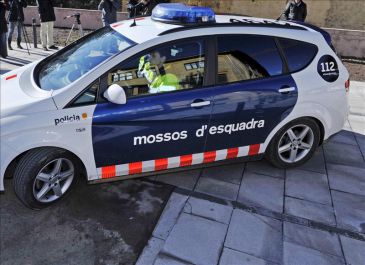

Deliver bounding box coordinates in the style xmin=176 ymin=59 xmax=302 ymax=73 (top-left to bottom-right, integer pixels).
xmin=103 ymin=84 xmax=127 ymax=105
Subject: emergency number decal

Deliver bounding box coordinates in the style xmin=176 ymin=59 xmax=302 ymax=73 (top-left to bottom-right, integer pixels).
xmin=317 ymin=55 xmax=339 ymax=82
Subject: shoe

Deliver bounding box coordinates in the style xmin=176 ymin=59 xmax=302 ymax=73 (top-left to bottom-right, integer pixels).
xmin=48 ymin=45 xmax=59 ymax=50
xmin=43 ymin=47 xmax=49 ymax=51
xmin=17 ymin=43 xmax=23 ymax=49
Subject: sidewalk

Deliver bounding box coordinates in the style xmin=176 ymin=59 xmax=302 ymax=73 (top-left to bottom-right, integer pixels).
xmin=0 ymin=42 xmax=54 ymax=75
xmin=137 ymin=83 xmax=365 ymax=265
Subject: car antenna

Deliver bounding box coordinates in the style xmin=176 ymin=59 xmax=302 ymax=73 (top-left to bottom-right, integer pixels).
xmin=130 ymin=2 xmax=141 ymax=27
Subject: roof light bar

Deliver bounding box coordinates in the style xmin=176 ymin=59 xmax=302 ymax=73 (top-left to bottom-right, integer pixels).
xmin=152 ymin=3 xmax=215 ymax=24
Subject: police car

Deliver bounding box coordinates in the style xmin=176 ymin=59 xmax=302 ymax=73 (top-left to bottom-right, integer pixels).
xmin=0 ymin=4 xmax=349 ymax=209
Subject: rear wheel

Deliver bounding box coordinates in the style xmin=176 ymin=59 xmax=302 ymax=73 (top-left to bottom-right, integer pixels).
xmin=266 ymin=118 xmax=321 ymax=168
xmin=13 ymin=148 xmax=79 ymax=209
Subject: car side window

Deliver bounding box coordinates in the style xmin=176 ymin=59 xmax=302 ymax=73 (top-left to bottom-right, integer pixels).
xmin=217 ymin=35 xmax=283 ymax=85
xmin=278 ymin=38 xmax=318 ymax=72
xmin=70 ymin=80 xmax=99 ymax=107
xmin=106 ymin=39 xmax=205 ymax=98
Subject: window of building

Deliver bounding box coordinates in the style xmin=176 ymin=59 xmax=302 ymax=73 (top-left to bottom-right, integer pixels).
xmin=217 ymin=35 xmax=283 ymax=84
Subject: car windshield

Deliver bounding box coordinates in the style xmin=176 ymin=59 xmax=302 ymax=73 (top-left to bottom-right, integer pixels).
xmin=36 ymin=27 xmax=136 ymax=91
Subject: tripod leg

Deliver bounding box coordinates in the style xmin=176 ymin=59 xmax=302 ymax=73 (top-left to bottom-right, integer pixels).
xmin=65 ymin=23 xmax=76 ymax=46
xmin=78 ymin=24 xmax=84 ymax=38
xmin=21 ymin=23 xmax=30 ymax=55
xmin=23 ymin=26 xmax=31 ymax=48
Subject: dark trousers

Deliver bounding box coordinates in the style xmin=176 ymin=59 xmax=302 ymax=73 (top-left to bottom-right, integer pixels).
xmin=0 ymin=32 xmax=8 ymax=57
xmin=8 ymin=21 xmax=22 ymax=43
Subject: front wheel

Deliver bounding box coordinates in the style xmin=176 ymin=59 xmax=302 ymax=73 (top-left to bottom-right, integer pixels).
xmin=266 ymin=118 xmax=321 ymax=168
xmin=13 ymin=148 xmax=79 ymax=209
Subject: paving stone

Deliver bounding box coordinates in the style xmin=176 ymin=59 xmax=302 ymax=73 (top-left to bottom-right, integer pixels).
xmin=156 ymin=169 xmax=200 ymax=190
xmin=153 ymin=193 xmax=188 ymax=240
xmin=355 ymin=133 xmax=365 ymax=161
xmin=136 ymin=237 xmax=165 ymax=265
xmin=195 ymin=177 xmax=240 ymax=201
xmin=285 ymin=197 xmax=336 ymax=226
xmin=183 ymin=197 xmax=233 ymax=224
xmin=246 ymin=160 xmax=285 ymax=179
xmin=162 ymin=213 xmax=227 ymax=265
xmin=340 ymin=236 xmax=365 ymax=265
xmin=327 ymin=163 xmax=365 ymax=196
xmin=284 ymin=222 xmax=343 ymax=258
xmin=283 ymin=242 xmax=345 ymax=265
xmin=332 ymin=190 xmax=365 ymax=210
xmin=286 ymin=169 xmax=332 ymax=205
xmin=154 ymin=255 xmax=191 ymax=265
xmin=201 ymin=163 xmax=244 ymax=185
xmin=237 ymin=172 xmax=284 ymax=213
xmin=323 ymin=142 xmax=365 ymax=168
xmin=328 ymin=130 xmax=358 ymax=146
xmin=225 ymin=209 xmax=282 ymax=264
xmin=219 ymin=248 xmax=275 ymax=265
xmin=296 ymin=147 xmax=326 ymax=174
xmin=332 ymin=190 xmax=365 ymax=233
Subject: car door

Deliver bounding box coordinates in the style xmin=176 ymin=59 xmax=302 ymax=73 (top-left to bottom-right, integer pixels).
xmin=92 ymin=37 xmax=216 ymax=178
xmin=204 ymin=34 xmax=298 ymax=157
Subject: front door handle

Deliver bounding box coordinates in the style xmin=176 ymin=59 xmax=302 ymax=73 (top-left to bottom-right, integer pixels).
xmin=278 ymin=87 xmax=296 ymax=94
xmin=191 ymin=100 xmax=211 ymax=108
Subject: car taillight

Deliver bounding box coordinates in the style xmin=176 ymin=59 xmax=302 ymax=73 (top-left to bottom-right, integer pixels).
xmin=345 ymin=79 xmax=350 ymax=92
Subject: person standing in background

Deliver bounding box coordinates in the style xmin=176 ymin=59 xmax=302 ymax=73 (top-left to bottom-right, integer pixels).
xmin=0 ymin=0 xmax=10 ymax=57
xmin=98 ymin=0 xmax=120 ymax=26
xmin=282 ymin=0 xmax=307 ymax=22
xmin=36 ymin=0 xmax=57 ymax=51
xmin=7 ymin=0 xmax=27 ymax=50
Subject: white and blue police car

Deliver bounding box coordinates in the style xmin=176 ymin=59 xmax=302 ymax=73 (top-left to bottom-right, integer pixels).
xmin=0 ymin=4 xmax=350 ymax=208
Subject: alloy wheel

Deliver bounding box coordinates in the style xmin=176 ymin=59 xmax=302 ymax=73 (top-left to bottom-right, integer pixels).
xmin=277 ymin=124 xmax=314 ymax=163
xmin=32 ymin=158 xmax=74 ymax=203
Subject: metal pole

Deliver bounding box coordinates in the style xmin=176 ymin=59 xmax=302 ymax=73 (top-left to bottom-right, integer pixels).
xmin=32 ymin=18 xmax=37 ymax=48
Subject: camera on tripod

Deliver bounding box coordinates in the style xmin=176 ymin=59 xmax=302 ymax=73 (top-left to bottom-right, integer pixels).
xmin=63 ymin=13 xmax=84 ymax=46
xmin=64 ymin=13 xmax=81 ymax=22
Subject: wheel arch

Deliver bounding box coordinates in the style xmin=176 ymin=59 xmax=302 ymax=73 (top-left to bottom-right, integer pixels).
xmin=3 ymin=146 xmax=87 ymax=190
xmin=310 ymin=116 xmax=325 ymax=146
xmin=263 ymin=115 xmax=326 ymax=153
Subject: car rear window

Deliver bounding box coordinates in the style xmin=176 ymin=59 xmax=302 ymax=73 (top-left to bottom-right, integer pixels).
xmin=278 ymin=38 xmax=318 ymax=73
xmin=217 ymin=35 xmax=283 ymax=85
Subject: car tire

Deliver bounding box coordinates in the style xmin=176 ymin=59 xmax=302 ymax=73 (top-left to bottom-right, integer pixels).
xmin=13 ymin=148 xmax=80 ymax=209
xmin=265 ymin=118 xmax=321 ymax=169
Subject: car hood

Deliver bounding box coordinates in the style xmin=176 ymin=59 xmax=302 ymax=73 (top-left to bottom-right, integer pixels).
xmin=0 ymin=63 xmax=57 ymax=118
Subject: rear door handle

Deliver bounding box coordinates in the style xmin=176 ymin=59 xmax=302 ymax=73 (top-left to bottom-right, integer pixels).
xmin=191 ymin=100 xmax=211 ymax=108
xmin=278 ymin=87 xmax=296 ymax=93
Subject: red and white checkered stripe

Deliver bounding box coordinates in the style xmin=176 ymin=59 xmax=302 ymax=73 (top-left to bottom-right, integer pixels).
xmin=97 ymin=143 xmax=262 ymax=179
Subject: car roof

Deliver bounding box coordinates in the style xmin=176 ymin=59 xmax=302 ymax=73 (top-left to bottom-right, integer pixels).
xmin=111 ymin=15 xmax=315 ymax=44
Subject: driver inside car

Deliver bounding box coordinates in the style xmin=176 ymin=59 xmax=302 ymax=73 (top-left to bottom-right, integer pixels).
xmin=138 ymin=51 xmax=180 ymax=94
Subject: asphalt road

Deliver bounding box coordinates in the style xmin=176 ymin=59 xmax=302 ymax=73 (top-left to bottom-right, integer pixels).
xmin=0 ymin=178 xmax=173 ymax=265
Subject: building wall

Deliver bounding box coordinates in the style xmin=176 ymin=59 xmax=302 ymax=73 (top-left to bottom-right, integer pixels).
xmin=22 ymin=7 xmax=128 ymax=30
xmin=21 ymin=3 xmax=364 ymax=59
xmin=170 ymin=0 xmax=365 ymax=30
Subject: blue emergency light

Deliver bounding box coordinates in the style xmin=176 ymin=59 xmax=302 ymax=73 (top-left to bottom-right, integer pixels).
xmin=152 ymin=3 xmax=216 ymax=24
